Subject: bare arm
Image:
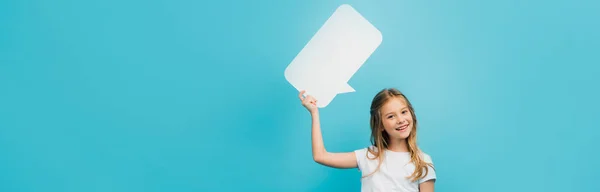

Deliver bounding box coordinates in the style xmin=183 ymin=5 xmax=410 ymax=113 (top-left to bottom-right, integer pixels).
xmin=419 ymin=180 xmax=435 ymax=192
xmin=299 ymin=91 xmax=357 ymax=169
xmin=310 ymin=110 xmax=357 ymax=168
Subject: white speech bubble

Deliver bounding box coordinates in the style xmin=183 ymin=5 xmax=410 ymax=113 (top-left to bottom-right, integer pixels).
xmin=285 ymin=4 xmax=382 ymax=108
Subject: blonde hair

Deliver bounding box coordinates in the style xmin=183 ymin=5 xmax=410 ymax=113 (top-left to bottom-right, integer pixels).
xmin=362 ymin=88 xmax=434 ymax=182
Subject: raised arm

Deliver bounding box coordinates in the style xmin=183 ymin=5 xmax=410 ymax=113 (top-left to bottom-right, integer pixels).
xmin=299 ymin=91 xmax=357 ymax=169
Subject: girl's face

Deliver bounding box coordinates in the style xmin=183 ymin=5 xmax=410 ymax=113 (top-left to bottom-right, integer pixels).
xmin=380 ymin=97 xmax=413 ymax=140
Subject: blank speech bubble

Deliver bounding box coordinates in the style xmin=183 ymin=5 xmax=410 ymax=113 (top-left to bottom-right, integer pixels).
xmin=285 ymin=4 xmax=382 ymax=108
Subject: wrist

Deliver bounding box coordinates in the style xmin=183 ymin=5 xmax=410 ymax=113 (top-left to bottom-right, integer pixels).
xmin=310 ymin=110 xmax=319 ymax=116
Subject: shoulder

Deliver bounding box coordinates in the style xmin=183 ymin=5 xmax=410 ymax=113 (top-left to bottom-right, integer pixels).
xmin=354 ymin=146 xmax=380 ymax=162
xmin=354 ymin=146 xmax=378 ymax=156
xmin=354 ymin=146 xmax=379 ymax=172
xmin=419 ymin=151 xmax=434 ymax=164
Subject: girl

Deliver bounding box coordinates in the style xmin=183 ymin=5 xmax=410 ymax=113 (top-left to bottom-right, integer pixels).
xmin=298 ymin=88 xmax=436 ymax=192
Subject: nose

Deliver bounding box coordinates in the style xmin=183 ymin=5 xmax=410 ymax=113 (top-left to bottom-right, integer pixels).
xmin=397 ymin=118 xmax=405 ymax=125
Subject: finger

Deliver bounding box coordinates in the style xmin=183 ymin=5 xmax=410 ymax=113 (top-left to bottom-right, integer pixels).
xmin=298 ymin=90 xmax=305 ymax=101
xmin=307 ymin=97 xmax=315 ymax=103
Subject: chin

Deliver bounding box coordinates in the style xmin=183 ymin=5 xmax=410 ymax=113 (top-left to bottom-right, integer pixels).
xmin=396 ymin=134 xmax=409 ymax=140
xmin=391 ymin=132 xmax=410 ymax=140
xmin=399 ymin=130 xmax=412 ymax=139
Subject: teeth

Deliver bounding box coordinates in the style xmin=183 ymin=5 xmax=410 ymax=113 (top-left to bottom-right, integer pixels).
xmin=396 ymin=125 xmax=408 ymax=130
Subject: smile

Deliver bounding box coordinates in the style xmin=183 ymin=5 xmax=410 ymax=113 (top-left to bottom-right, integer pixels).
xmin=395 ymin=124 xmax=409 ymax=131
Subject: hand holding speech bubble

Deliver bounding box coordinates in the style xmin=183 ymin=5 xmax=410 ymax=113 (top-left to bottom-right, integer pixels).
xmin=284 ymin=4 xmax=382 ymax=108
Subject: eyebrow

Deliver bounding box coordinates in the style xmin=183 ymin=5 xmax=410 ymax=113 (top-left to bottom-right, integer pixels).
xmin=383 ymin=107 xmax=408 ymax=116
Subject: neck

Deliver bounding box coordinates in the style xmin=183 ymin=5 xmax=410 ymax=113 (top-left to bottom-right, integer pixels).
xmin=387 ymin=138 xmax=409 ymax=152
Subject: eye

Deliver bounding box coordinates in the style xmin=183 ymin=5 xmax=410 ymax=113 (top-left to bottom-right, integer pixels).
xmin=387 ymin=115 xmax=394 ymax=119
xmin=401 ymin=110 xmax=408 ymax=114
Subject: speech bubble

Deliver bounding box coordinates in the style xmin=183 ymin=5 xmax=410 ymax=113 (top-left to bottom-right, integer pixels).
xmin=284 ymin=4 xmax=383 ymax=108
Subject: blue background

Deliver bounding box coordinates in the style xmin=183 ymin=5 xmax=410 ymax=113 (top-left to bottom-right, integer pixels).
xmin=1 ymin=0 xmax=599 ymax=191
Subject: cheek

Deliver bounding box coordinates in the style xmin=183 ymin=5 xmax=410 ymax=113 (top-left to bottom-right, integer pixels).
xmin=383 ymin=119 xmax=394 ymax=129
xmin=407 ymin=115 xmax=414 ymax=124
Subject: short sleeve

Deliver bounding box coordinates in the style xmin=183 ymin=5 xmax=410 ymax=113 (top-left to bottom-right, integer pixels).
xmin=418 ymin=153 xmax=437 ymax=184
xmin=354 ymin=146 xmax=377 ymax=172
xmin=354 ymin=148 xmax=367 ymax=171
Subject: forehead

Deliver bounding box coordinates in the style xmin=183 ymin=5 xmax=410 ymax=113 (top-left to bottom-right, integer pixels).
xmin=381 ymin=97 xmax=407 ymax=113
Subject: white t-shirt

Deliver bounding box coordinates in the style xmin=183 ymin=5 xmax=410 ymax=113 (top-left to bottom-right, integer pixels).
xmin=354 ymin=146 xmax=436 ymax=192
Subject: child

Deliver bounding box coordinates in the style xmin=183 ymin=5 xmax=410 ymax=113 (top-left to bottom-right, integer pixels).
xmin=298 ymin=88 xmax=436 ymax=192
